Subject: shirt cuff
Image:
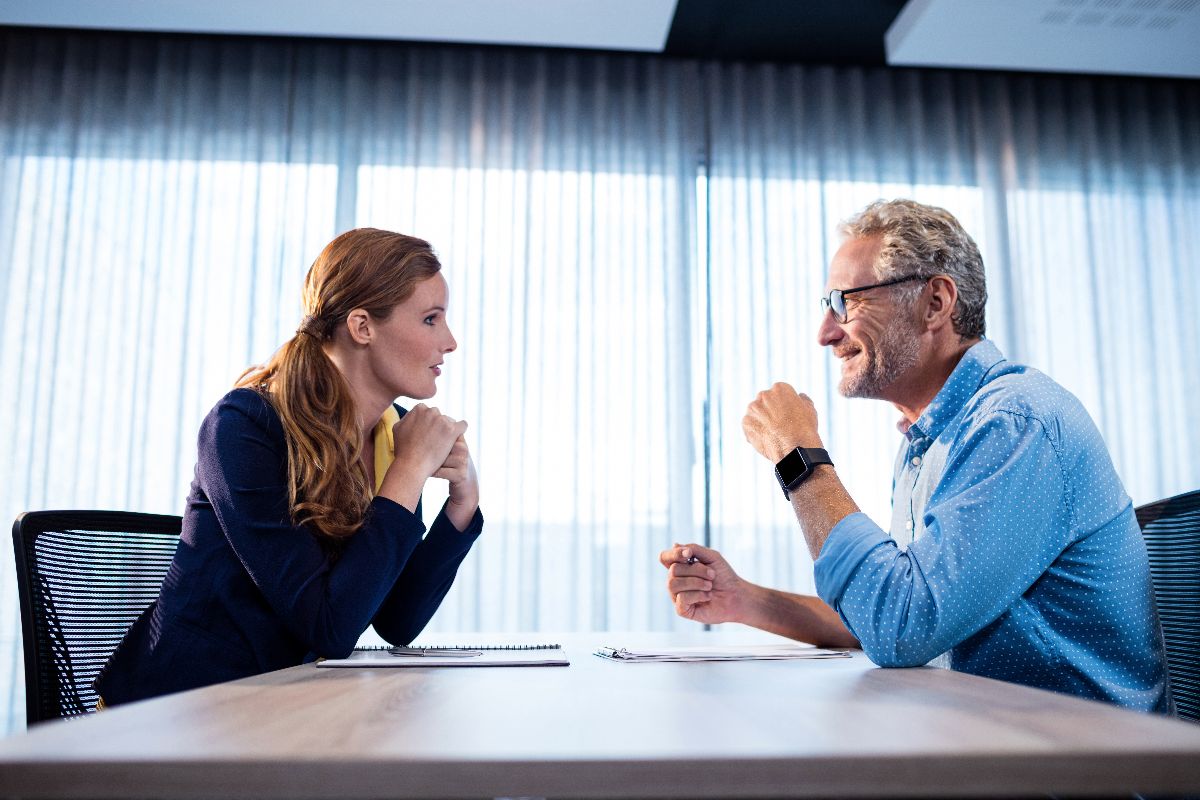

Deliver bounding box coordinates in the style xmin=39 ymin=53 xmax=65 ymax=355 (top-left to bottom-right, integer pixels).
xmin=813 ymin=511 xmax=891 ymax=607
xmin=425 ymin=505 xmax=484 ymax=552
xmin=369 ymin=494 xmax=428 ymax=535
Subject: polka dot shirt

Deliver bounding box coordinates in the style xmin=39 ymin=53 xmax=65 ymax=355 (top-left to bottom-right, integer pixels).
xmin=813 ymin=339 xmax=1170 ymax=713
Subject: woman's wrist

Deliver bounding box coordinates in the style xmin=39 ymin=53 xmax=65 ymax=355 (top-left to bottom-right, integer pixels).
xmin=443 ymin=495 xmax=479 ymax=532
xmin=376 ymin=467 xmax=427 ymax=515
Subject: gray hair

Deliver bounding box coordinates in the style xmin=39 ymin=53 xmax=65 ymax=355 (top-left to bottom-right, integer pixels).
xmin=838 ymin=199 xmax=987 ymax=339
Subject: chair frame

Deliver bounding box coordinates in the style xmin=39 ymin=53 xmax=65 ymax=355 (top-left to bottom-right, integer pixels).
xmin=12 ymin=509 xmax=181 ymax=725
xmin=1135 ymin=489 xmax=1200 ymax=722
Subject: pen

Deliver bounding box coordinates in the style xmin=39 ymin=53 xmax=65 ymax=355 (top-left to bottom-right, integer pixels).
xmin=389 ymin=647 xmax=483 ymax=657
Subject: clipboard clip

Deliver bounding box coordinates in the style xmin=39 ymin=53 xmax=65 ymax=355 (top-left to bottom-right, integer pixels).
xmin=594 ymin=646 xmax=631 ymax=660
xmin=388 ymin=647 xmax=484 ymax=658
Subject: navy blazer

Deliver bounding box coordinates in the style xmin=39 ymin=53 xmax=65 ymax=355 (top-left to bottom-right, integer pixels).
xmin=96 ymin=388 xmax=482 ymax=705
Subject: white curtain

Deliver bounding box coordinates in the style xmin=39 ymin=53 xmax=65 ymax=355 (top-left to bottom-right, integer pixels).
xmin=1 ymin=29 xmax=1197 ymax=734
xmin=342 ymin=49 xmax=704 ymax=634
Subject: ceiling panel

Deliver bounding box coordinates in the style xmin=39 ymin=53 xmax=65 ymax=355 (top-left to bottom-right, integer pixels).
xmin=0 ymin=0 xmax=678 ymax=51
xmin=887 ymin=0 xmax=1200 ymax=78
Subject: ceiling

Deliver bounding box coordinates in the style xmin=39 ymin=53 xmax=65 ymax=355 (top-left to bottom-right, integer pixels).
xmin=1 ymin=0 xmax=1197 ymax=78
xmin=663 ymin=0 xmax=909 ymax=66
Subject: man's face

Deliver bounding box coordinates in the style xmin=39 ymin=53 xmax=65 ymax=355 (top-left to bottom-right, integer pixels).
xmin=817 ymin=235 xmax=922 ymax=400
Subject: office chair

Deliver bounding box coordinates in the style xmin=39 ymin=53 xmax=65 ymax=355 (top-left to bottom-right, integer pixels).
xmin=1136 ymin=490 xmax=1200 ymax=723
xmin=12 ymin=510 xmax=181 ymax=725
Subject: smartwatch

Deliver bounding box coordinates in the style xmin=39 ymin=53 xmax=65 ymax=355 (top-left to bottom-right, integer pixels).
xmin=774 ymin=447 xmax=834 ymax=498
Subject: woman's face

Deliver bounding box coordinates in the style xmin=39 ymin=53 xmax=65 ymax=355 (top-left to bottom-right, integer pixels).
xmin=369 ymin=273 xmax=457 ymax=401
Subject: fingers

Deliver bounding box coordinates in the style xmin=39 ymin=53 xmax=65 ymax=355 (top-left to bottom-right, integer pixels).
xmin=391 ymin=406 xmax=471 ymax=479
xmin=394 ymin=406 xmax=466 ymax=446
xmin=663 ymin=541 xmax=717 ymax=615
xmin=661 ymin=548 xmax=716 ymax=619
xmin=658 ymin=545 xmax=684 ymax=568
xmin=681 ymin=542 xmax=719 ymax=566
xmin=660 ymin=542 xmax=699 ymax=568
xmin=666 ymin=574 xmax=714 ymax=595
xmin=432 ymin=466 xmax=460 ymax=481
xmin=741 ymin=383 xmax=821 ymax=461
xmin=432 ymin=436 xmax=471 ymax=479
xmin=674 ymin=590 xmax=712 ymax=612
xmin=745 ymin=383 xmax=796 ymax=419
xmin=664 ymin=544 xmax=717 ymax=577
xmin=665 ymin=561 xmax=716 ymax=610
xmin=666 ymin=559 xmax=715 ymax=578
xmin=396 ymin=405 xmax=464 ymax=432
xmin=438 ymin=437 xmax=469 ymax=467
xmin=673 ymin=588 xmax=719 ymax=622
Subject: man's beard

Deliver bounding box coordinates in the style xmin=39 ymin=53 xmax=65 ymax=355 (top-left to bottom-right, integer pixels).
xmin=839 ymin=320 xmax=920 ymax=399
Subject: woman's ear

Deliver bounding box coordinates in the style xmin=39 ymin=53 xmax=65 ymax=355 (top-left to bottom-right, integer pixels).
xmin=343 ymin=309 xmax=373 ymax=345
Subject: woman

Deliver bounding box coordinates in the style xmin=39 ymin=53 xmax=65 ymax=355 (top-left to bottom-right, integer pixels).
xmin=95 ymin=228 xmax=482 ymax=705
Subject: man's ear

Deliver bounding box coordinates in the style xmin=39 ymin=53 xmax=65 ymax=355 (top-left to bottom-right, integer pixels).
xmin=924 ymin=275 xmax=959 ymax=332
xmin=343 ymin=308 xmax=373 ymax=345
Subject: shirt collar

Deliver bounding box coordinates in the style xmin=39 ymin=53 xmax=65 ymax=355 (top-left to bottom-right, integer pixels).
xmin=372 ymin=405 xmax=402 ymax=495
xmin=904 ymin=339 xmax=1005 ymax=442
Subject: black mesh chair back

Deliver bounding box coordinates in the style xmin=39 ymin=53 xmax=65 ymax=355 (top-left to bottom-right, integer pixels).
xmin=1136 ymin=490 xmax=1200 ymax=722
xmin=12 ymin=510 xmax=181 ymax=725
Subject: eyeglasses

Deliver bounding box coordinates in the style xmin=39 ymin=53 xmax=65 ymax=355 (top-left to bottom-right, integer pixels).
xmin=819 ymin=274 xmax=928 ymax=324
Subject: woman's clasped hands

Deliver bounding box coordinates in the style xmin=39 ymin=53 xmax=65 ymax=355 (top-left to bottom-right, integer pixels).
xmin=387 ymin=404 xmax=479 ymax=530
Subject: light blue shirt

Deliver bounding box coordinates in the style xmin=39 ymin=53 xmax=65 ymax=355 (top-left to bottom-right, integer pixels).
xmin=814 ymin=340 xmax=1170 ymax=712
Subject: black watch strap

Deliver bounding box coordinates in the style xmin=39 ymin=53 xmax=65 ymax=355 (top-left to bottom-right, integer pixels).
xmin=774 ymin=447 xmax=834 ymax=498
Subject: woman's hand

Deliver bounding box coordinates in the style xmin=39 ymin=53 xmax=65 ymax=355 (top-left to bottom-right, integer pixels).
xmin=378 ymin=404 xmax=466 ymax=513
xmin=435 ymin=435 xmax=479 ymax=532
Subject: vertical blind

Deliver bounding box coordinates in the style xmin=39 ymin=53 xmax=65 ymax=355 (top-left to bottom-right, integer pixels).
xmin=1 ymin=29 xmax=1197 ymax=733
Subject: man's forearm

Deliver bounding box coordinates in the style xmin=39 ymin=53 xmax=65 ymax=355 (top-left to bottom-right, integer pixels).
xmin=739 ymin=581 xmax=860 ymax=649
xmin=787 ymin=465 xmax=860 ymax=561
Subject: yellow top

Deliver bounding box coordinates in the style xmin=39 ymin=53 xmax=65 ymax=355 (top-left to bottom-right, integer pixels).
xmin=372 ymin=405 xmax=401 ymax=495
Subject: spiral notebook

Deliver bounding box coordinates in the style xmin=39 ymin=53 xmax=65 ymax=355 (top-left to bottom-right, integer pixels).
xmin=317 ymin=643 xmax=569 ymax=668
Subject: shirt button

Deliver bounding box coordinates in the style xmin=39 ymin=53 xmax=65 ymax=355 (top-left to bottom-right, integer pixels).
xmin=906 ymin=520 xmax=914 ymax=531
xmin=911 ymin=456 xmax=922 ymax=466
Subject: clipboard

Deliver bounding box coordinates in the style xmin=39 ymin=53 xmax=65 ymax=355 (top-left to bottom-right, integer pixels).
xmin=593 ymin=643 xmax=850 ymax=663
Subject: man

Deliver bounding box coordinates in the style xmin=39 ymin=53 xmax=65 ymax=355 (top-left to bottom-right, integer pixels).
xmin=662 ymin=199 xmax=1170 ymax=712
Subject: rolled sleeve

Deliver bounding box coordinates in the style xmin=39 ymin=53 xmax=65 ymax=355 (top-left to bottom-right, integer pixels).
xmin=814 ymin=512 xmax=892 ymax=607
xmin=813 ymin=411 xmax=1069 ymax=668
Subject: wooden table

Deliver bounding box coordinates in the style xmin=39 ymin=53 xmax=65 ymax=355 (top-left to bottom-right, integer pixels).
xmin=1 ymin=631 xmax=1199 ymax=798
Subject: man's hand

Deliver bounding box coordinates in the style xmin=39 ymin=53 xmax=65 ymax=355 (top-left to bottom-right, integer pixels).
xmin=659 ymin=543 xmax=746 ymax=625
xmin=742 ymin=382 xmax=823 ymax=463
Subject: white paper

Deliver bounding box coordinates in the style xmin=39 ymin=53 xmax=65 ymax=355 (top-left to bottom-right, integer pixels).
xmin=593 ymin=643 xmax=850 ymax=663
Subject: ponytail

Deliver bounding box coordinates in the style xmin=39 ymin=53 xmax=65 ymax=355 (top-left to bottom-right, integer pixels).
xmin=236 ymin=331 xmax=368 ymax=539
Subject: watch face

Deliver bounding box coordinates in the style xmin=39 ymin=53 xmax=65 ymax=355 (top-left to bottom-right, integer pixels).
xmin=775 ymin=448 xmax=810 ymax=489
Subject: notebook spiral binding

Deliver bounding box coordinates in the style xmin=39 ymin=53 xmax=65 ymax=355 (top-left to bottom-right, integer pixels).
xmin=356 ymin=643 xmax=562 ymax=651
